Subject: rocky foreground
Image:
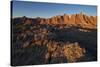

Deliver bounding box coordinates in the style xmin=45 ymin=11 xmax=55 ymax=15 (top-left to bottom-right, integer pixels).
xmin=11 ymin=13 xmax=97 ymax=66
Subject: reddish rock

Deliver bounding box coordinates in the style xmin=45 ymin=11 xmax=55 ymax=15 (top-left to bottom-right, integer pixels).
xmin=39 ymin=12 xmax=97 ymax=29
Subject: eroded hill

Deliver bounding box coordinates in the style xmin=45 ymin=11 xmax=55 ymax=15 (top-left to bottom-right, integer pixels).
xmin=11 ymin=13 xmax=97 ymax=66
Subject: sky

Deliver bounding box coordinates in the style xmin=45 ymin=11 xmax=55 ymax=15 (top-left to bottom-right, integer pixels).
xmin=11 ymin=1 xmax=97 ymax=18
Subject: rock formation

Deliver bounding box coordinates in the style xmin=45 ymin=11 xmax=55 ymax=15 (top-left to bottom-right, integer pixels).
xmin=40 ymin=12 xmax=97 ymax=29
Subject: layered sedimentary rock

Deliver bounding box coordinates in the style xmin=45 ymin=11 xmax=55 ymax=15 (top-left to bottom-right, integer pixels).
xmin=15 ymin=12 xmax=97 ymax=29
xmin=40 ymin=12 xmax=97 ymax=29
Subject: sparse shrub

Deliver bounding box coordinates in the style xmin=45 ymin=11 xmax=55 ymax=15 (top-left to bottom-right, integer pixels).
xmin=22 ymin=41 xmax=30 ymax=48
xmin=45 ymin=41 xmax=86 ymax=63
xmin=63 ymin=42 xmax=86 ymax=62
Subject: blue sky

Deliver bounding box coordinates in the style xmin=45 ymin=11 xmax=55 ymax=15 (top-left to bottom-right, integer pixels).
xmin=12 ymin=1 xmax=97 ymax=18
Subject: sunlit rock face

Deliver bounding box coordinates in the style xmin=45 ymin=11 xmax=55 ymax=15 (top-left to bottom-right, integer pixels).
xmin=40 ymin=12 xmax=97 ymax=29
xmin=11 ymin=12 xmax=97 ymax=66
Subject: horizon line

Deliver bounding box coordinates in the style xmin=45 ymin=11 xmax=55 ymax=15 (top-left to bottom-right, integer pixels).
xmin=12 ymin=12 xmax=97 ymax=19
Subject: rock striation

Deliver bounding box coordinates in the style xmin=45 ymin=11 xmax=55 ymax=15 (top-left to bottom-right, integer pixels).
xmin=40 ymin=12 xmax=97 ymax=29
